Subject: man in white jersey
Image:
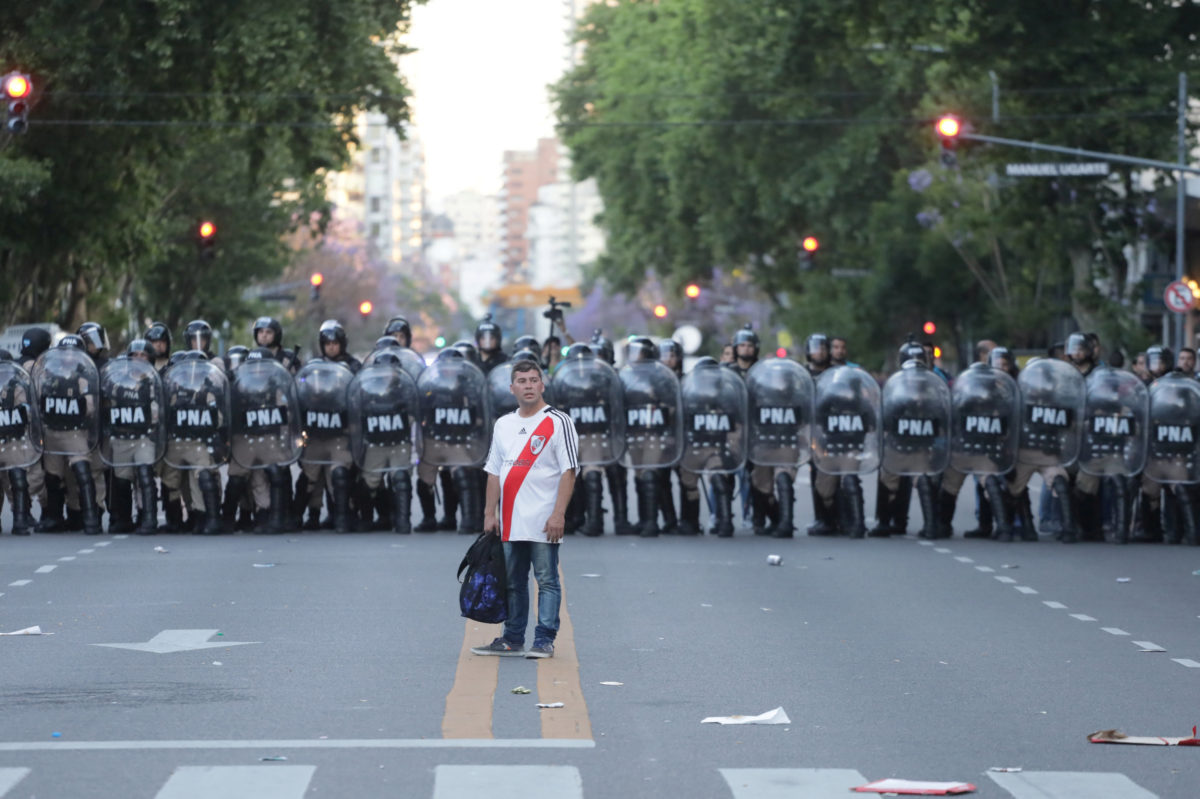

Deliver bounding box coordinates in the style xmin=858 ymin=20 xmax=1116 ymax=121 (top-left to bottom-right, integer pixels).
xmin=471 ymin=360 xmax=579 ymax=659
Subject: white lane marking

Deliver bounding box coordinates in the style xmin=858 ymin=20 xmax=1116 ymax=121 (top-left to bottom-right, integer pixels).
xmin=93 ymin=630 xmax=259 ymax=654
xmin=77 ymin=549 xmax=95 ymax=554
xmin=0 ymin=593 xmax=4 ymax=599
xmin=93 ymin=541 xmax=111 ymax=547
xmin=7 ymin=581 xmax=31 ymax=587
xmin=954 ymin=556 xmax=974 ymax=563
xmin=934 ymin=547 xmax=952 ymax=553
xmin=434 ymin=766 xmax=582 ymax=799
xmin=988 ymin=770 xmax=1157 ymax=799
xmin=720 ymin=768 xmax=869 ymax=799
xmin=34 ymin=565 xmax=56 ymax=574
xmin=1102 ymin=628 xmax=1130 ymax=636
xmin=1015 ymin=586 xmax=1038 ymax=594
xmin=994 ymin=576 xmax=1017 ymax=584
xmin=58 ymin=556 xmax=76 ymax=562
xmin=918 ymin=541 xmax=934 ymax=546
xmin=155 ymin=766 xmax=315 ymax=799
xmin=976 ymin=566 xmax=995 ymax=573
xmin=1133 ymin=642 xmax=1165 ymax=652
xmin=1171 ymin=658 xmax=1200 ymax=668
xmin=0 ymin=768 xmax=30 ymax=796
xmin=113 ymin=534 xmax=129 ymax=540
xmin=0 ymin=738 xmax=596 ymax=751
xmin=1070 ymin=614 xmax=1097 ymax=622
xmin=1043 ymin=601 xmax=1067 ymax=609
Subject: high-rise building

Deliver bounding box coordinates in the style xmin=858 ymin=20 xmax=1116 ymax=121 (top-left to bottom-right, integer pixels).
xmin=500 ymin=138 xmax=559 ymax=281
xmin=527 ymin=177 xmax=604 ymax=288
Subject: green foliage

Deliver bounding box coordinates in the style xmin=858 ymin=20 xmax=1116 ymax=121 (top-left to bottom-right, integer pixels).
xmin=0 ymin=0 xmax=420 ymax=339
xmin=555 ymin=0 xmax=1199 ymax=368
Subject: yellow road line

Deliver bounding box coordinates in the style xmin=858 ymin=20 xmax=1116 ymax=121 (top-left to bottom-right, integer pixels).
xmin=538 ymin=573 xmax=592 ymax=739
xmin=442 ymin=620 xmax=502 ymax=739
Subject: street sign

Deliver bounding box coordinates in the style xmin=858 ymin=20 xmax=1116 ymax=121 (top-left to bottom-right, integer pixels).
xmin=92 ymin=629 xmax=260 ymax=654
xmin=1163 ymin=280 xmax=1195 ymax=314
xmin=1005 ymin=162 xmax=1110 ymax=178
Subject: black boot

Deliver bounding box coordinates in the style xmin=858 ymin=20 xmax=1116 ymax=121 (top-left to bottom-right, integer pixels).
xmin=868 ymin=478 xmax=895 ymax=537
xmin=750 ymin=483 xmax=771 ymax=536
xmin=265 ymin=466 xmax=289 ymax=533
xmin=415 ymin=480 xmax=439 ymax=532
xmin=564 ymin=473 xmax=586 ymax=535
xmin=1015 ymin=488 xmax=1037 ymax=541
xmin=963 ymin=479 xmax=993 ymax=538
xmin=108 ymin=477 xmax=135 ymax=533
xmin=1053 ymin=476 xmax=1077 ymax=544
xmin=839 ymin=475 xmax=866 ymax=539
xmin=657 ymin=469 xmax=679 ymax=535
xmin=10 ymin=468 xmax=32 ymax=535
xmin=892 ymin=476 xmax=912 ymax=535
xmin=1076 ymin=489 xmax=1102 ymax=542
xmin=1132 ymin=491 xmax=1163 ymax=543
xmin=163 ymin=491 xmax=184 ymax=533
xmin=1110 ymin=477 xmax=1130 ymax=545
xmin=937 ymin=490 xmax=957 ymax=539
xmin=372 ymin=487 xmax=392 ymax=532
xmin=71 ymin=461 xmax=102 ymax=535
xmin=1170 ymin=485 xmax=1198 ymax=545
xmin=984 ymin=475 xmax=1013 ymax=542
xmin=134 ymin=466 xmax=158 ymax=535
xmin=224 ymin=475 xmax=250 ymax=531
xmin=636 ymin=470 xmax=659 ymax=537
xmin=916 ymin=476 xmax=938 ymax=539
xmin=292 ymin=472 xmax=311 ymax=529
xmin=197 ymin=470 xmax=224 ymax=535
xmin=331 ymin=466 xmax=352 ymax=533
xmin=437 ymin=469 xmax=459 ymax=531
xmin=36 ymin=473 xmax=67 ymax=533
xmin=678 ymin=489 xmax=701 ymax=536
xmin=453 ymin=467 xmax=481 ymax=534
xmin=771 ymin=472 xmax=794 ymax=538
xmin=390 ymin=471 xmax=412 ymax=534
xmin=607 ymin=463 xmax=635 ymax=535
xmin=581 ymin=470 xmax=605 ymax=536
xmin=709 ymin=475 xmax=734 ymax=537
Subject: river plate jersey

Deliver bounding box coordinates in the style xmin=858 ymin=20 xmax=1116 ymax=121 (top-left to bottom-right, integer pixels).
xmin=484 ymin=405 xmax=579 ymax=543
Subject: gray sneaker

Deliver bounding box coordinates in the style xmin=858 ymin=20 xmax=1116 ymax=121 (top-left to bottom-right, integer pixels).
xmin=526 ymin=641 xmax=554 ymax=659
xmin=471 ymin=637 xmax=525 ymax=657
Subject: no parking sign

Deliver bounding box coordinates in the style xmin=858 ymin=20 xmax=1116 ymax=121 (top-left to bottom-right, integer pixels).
xmin=1164 ymin=280 xmax=1196 ymax=314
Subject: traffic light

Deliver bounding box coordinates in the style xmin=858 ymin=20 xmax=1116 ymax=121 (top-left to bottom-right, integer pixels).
xmin=935 ymin=115 xmax=961 ymax=167
xmin=310 ymin=272 xmax=323 ymax=302
xmin=434 ymin=335 xmax=446 ymax=348
xmin=800 ymin=236 xmax=819 ymax=269
xmin=197 ymin=220 xmax=217 ymax=260
xmin=3 ymin=72 xmax=32 ymax=135
xmin=685 ymin=283 xmax=701 ymax=299
xmin=358 ymin=300 xmax=373 ymax=318
xmin=775 ymin=347 xmax=788 ymax=358
xmin=653 ymin=304 xmax=668 ymax=319
xmin=923 ymin=321 xmax=936 ymax=336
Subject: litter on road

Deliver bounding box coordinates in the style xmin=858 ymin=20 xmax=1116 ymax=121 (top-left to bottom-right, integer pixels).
xmin=600 ymin=681 xmax=623 ymax=686
xmin=701 ymin=707 xmax=790 ymax=725
xmin=260 ymin=756 xmax=288 ymax=761
xmin=580 ymin=574 xmax=602 ymax=578
xmin=252 ymin=563 xmax=276 ymax=568
xmin=1089 ymin=726 xmax=1200 ymax=746
xmin=988 ymin=767 xmax=1022 ymax=773
xmin=536 ymin=702 xmax=564 ymax=708
xmin=510 ymin=686 xmax=531 ymax=695
xmin=153 ymin=546 xmax=169 ymax=554
xmin=0 ymin=626 xmax=52 ymax=636
xmin=1117 ymin=577 xmax=1131 ymax=583
xmin=767 ymin=554 xmax=782 ymax=565
xmin=853 ymin=777 xmax=976 ymax=794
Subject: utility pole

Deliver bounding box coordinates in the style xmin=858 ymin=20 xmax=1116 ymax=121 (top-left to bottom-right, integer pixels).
xmin=1176 ymin=72 xmax=1188 ymax=351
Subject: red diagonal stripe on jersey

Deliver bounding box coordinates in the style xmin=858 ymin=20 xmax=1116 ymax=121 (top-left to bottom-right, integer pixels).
xmin=500 ymin=414 xmax=556 ymax=541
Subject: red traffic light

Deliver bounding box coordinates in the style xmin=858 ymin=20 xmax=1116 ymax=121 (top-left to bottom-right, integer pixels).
xmin=310 ymin=272 xmax=324 ymax=287
xmin=198 ymin=221 xmax=216 ymax=239
xmin=923 ymin=321 xmax=936 ymax=335
xmin=936 ymin=115 xmax=960 ymax=139
xmin=359 ymin=300 xmax=373 ymax=316
xmin=685 ymin=283 xmax=701 ymax=299
xmin=802 ymin=236 xmax=819 ymax=253
xmin=775 ymin=347 xmax=788 ymax=358
xmin=653 ymin=304 xmax=668 ymax=319
xmin=3 ymin=73 xmax=31 ymax=100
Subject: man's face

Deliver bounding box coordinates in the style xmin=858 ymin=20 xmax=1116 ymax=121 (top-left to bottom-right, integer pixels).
xmin=662 ymin=352 xmax=680 ymax=370
xmin=391 ymin=331 xmax=410 ymax=348
xmin=256 ymin=328 xmax=276 ymax=347
xmin=510 ymin=369 xmax=545 ymax=405
xmin=151 ymin=339 xmax=168 ymax=357
xmin=130 ymin=351 xmax=150 ymax=363
xmin=720 ymin=346 xmax=734 ymax=363
xmin=922 ymin=344 xmax=935 ymax=363
xmin=831 ymin=339 xmax=847 ymax=363
xmin=735 ymin=341 xmax=755 ymax=361
xmin=1180 ymin=351 xmax=1196 ymax=374
xmin=323 ymin=339 xmax=343 ymax=359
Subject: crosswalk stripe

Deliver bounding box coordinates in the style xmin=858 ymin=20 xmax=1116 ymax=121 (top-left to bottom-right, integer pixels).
xmin=988 ymin=769 xmax=1157 ymax=798
xmin=0 ymin=769 xmax=29 ymax=797
xmin=154 ymin=765 xmax=315 ymax=799
xmin=433 ymin=765 xmax=582 ymax=799
xmin=976 ymin=566 xmax=995 ymax=572
xmin=7 ymin=580 xmax=30 ymax=587
xmin=1172 ymin=658 xmax=1200 ymax=668
xmin=35 ymin=565 xmax=56 ymax=574
xmin=994 ymin=576 xmax=1017 ymax=584
xmin=1043 ymin=601 xmax=1067 ymax=609
xmin=1101 ymin=628 xmax=1130 ymax=636
xmin=1134 ymin=641 xmax=1165 ymax=652
xmin=954 ymin=556 xmax=974 ymax=563
xmin=1015 ymin=586 xmax=1038 ymax=594
xmin=1069 ymin=614 xmax=1097 ymax=622
xmin=719 ymin=768 xmax=868 ymax=798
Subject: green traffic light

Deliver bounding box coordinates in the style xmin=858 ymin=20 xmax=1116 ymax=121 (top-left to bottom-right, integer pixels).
xmin=435 ymin=336 xmax=446 ymax=347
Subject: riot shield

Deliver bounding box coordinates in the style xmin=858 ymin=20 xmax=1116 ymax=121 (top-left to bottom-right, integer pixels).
xmin=680 ymin=361 xmax=748 ymax=474
xmin=620 ymin=359 xmax=683 ymax=469
xmin=1017 ymin=358 xmax=1086 ymax=467
xmin=812 ymin=366 xmax=881 ymax=476
xmin=950 ymin=363 xmax=1019 ymax=475
xmin=416 ymin=356 xmax=491 ymax=467
xmin=487 ymin=362 xmax=520 ymax=421
xmin=881 ymin=363 xmax=951 ymax=476
xmin=162 ymin=358 xmax=230 ymax=469
xmin=231 ymin=358 xmax=302 ymax=469
xmin=361 ymin=346 xmax=425 ymax=383
xmin=1144 ymin=372 xmax=1200 ymax=485
xmin=552 ymin=357 xmax=626 ymax=466
xmin=1079 ymin=366 xmax=1148 ymax=477
xmin=32 ymin=348 xmax=100 ymax=457
xmin=349 ymin=361 xmax=421 ymax=473
xmin=100 ymin=357 xmax=166 ymax=468
xmin=746 ymin=358 xmax=813 ymax=468
xmin=0 ymin=361 xmax=42 ymax=469
xmin=297 ymin=360 xmax=354 ymax=466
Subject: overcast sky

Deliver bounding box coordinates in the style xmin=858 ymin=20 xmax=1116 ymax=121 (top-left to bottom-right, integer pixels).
xmin=403 ymin=0 xmax=569 ymax=203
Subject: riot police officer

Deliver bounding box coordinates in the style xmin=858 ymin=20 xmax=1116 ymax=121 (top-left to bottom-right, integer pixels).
xmin=729 ymin=324 xmax=782 ymax=535
xmin=804 ymin=334 xmax=841 ymax=535
xmin=590 ymin=330 xmax=632 ymax=534
xmin=253 ymin=317 xmax=302 ymax=375
xmin=384 ymin=316 xmax=413 ymax=349
xmin=656 ymin=339 xmax=686 ymax=534
xmin=101 ymin=340 xmax=165 ymax=535
xmin=0 ymin=350 xmax=40 ymax=535
xmin=296 ymin=322 xmax=359 ymax=532
xmin=620 ymin=338 xmax=684 ymax=535
xmin=475 ymin=315 xmax=508 ymax=376
xmin=162 ymin=348 xmax=229 ymax=535
xmin=144 ymin=322 xmax=173 ymax=372
xmin=16 ymin=329 xmax=53 ymax=532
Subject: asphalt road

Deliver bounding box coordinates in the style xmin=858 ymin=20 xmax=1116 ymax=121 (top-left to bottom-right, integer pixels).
xmin=0 ymin=480 xmax=1198 ymax=798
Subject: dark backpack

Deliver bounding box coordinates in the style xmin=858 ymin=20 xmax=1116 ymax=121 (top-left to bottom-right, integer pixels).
xmin=457 ymin=533 xmax=508 ymax=623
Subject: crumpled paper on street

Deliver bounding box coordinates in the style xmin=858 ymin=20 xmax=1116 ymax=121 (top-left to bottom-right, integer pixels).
xmin=1089 ymin=726 xmax=1200 ymax=746
xmin=701 ymin=706 xmax=790 ymax=725
xmin=0 ymin=626 xmax=52 ymax=636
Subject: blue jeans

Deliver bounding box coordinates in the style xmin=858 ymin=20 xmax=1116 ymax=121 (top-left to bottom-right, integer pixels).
xmin=502 ymin=541 xmax=561 ymax=646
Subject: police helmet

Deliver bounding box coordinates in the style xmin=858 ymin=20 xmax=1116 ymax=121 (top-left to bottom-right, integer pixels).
xmin=253 ymin=316 xmax=284 ymax=348
xmin=732 ymin=323 xmax=759 ymax=357
xmin=512 ymin=348 xmax=541 ymax=365
xmin=57 ymin=334 xmax=86 ymax=351
xmin=590 ymin=329 xmax=615 ymax=365
xmin=806 ymin=333 xmax=830 ymax=364
xmin=1065 ymin=332 xmax=1095 ymax=365
xmin=19 ymin=328 xmax=51 ymax=361
xmin=436 ymin=347 xmax=464 ymax=361
xmin=659 ymin=339 xmax=683 ymax=362
xmin=1146 ymin=345 xmax=1174 ymax=376
xmin=565 ymin=342 xmax=594 ymax=360
xmin=371 ymin=350 xmax=403 ymax=367
xmin=225 ymin=345 xmax=251 ymax=371
xmin=988 ymin=346 xmax=1017 ymax=375
xmin=692 ymin=355 xmax=719 ymax=370
xmin=511 ymin=335 xmax=540 ymax=356
xmin=453 ymin=340 xmax=480 ymax=365
xmin=180 ymin=349 xmax=208 ymax=361
xmin=626 ymin=336 xmax=658 ymax=364
xmin=184 ymin=320 xmax=213 ymax=352
xmin=77 ymin=322 xmax=109 ymax=354
xmin=247 ymin=347 xmax=274 ymax=362
xmin=126 ymin=338 xmax=154 ymax=360
xmin=318 ymin=320 xmax=347 ymax=353
xmin=897 ymin=335 xmax=927 ymax=366
xmin=383 ymin=316 xmax=412 ymax=347
xmin=373 ymin=336 xmax=401 ymax=351
xmin=168 ymin=351 xmax=189 ymax=367
xmin=475 ymin=314 xmax=502 ymax=352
